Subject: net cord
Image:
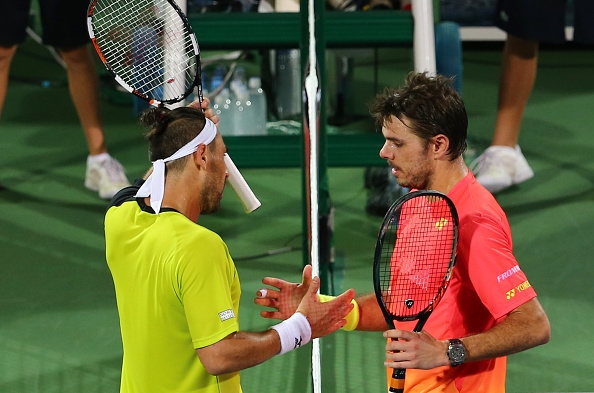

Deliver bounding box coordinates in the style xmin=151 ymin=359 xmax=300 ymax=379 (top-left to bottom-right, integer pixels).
xmin=304 ymin=0 xmax=321 ymax=390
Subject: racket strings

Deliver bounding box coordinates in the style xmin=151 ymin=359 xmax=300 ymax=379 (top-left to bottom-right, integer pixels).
xmin=379 ymin=196 xmax=456 ymax=318
xmin=91 ymin=0 xmax=197 ymax=101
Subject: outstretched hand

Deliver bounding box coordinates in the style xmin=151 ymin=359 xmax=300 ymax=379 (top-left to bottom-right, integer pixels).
xmin=255 ymin=264 xmax=356 ymax=339
xmin=255 ymin=264 xmax=314 ymax=320
xmin=296 ymin=278 xmax=355 ymax=339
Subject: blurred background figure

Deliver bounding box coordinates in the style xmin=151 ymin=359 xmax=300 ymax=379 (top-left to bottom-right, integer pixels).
xmin=0 ymin=0 xmax=130 ymax=198
xmin=471 ymin=0 xmax=594 ymax=193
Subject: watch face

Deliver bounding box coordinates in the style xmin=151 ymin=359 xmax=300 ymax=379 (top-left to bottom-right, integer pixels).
xmin=448 ymin=340 xmax=466 ymax=366
xmin=450 ymin=346 xmax=465 ymax=361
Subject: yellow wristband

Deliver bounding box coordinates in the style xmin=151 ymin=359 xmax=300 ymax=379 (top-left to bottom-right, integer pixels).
xmin=318 ymin=294 xmax=360 ymax=331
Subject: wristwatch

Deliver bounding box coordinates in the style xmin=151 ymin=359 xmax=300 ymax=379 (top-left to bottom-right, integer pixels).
xmin=447 ymin=339 xmax=466 ymax=367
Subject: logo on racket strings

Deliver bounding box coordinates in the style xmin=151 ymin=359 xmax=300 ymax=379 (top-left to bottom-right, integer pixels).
xmin=405 ymin=299 xmax=414 ymax=309
xmin=435 ymin=218 xmax=448 ymax=230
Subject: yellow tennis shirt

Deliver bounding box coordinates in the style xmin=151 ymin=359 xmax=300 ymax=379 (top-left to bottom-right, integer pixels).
xmin=105 ymin=195 xmax=242 ymax=393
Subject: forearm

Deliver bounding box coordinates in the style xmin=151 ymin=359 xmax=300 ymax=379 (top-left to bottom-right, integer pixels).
xmin=354 ymin=293 xmax=389 ymax=331
xmin=460 ymin=298 xmax=550 ymax=363
xmin=319 ymin=292 xmax=386 ymax=331
xmin=197 ymin=330 xmax=281 ymax=375
xmin=198 ymin=311 xmax=316 ymax=375
xmin=383 ymin=298 xmax=551 ymax=370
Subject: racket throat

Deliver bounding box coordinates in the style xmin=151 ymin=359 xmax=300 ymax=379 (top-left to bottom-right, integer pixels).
xmin=413 ymin=313 xmax=430 ymax=333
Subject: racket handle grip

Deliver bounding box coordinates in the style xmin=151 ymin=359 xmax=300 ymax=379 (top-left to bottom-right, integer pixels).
xmin=388 ymin=368 xmax=405 ymax=393
xmin=224 ymin=153 xmax=261 ymax=213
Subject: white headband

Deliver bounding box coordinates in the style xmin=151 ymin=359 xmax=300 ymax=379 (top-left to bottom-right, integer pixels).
xmin=135 ymin=118 xmax=218 ymax=214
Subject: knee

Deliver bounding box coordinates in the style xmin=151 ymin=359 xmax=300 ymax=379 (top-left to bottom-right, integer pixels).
xmin=58 ymin=45 xmax=93 ymax=67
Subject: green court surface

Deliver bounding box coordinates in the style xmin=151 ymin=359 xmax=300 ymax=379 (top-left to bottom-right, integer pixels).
xmin=1 ymin=38 xmax=594 ymax=393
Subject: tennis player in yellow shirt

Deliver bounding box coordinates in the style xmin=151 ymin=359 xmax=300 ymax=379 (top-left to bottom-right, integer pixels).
xmin=104 ymin=98 xmax=356 ymax=393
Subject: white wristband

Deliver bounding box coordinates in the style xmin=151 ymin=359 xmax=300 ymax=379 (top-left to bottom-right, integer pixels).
xmin=271 ymin=312 xmax=312 ymax=355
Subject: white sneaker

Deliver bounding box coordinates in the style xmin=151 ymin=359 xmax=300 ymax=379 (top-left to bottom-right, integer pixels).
xmin=470 ymin=145 xmax=534 ymax=193
xmin=85 ymin=155 xmax=131 ymax=200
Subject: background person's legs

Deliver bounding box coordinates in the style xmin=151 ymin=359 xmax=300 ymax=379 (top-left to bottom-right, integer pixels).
xmin=58 ymin=45 xmax=130 ymax=199
xmin=59 ymin=45 xmax=107 ymax=156
xmin=0 ymin=44 xmax=18 ymax=189
xmin=470 ymin=35 xmax=537 ymax=193
xmin=492 ymin=35 xmax=538 ymax=148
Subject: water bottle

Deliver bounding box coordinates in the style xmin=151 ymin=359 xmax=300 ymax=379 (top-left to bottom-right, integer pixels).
xmin=248 ymin=76 xmax=267 ymax=135
xmin=210 ymin=65 xmax=225 ymax=93
xmin=230 ymin=83 xmax=250 ymax=136
xmin=230 ymin=68 xmax=249 ymax=135
xmin=275 ymin=49 xmax=301 ymax=119
xmin=215 ymin=88 xmax=234 ymax=136
xmin=232 ymin=66 xmax=248 ymax=88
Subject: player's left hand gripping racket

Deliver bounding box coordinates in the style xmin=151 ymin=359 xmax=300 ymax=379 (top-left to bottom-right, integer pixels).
xmin=87 ymin=0 xmax=260 ymax=212
xmin=373 ymin=190 xmax=459 ymax=393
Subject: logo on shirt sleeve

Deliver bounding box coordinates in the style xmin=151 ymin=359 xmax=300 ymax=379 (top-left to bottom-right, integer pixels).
xmin=506 ymin=280 xmax=532 ymax=300
xmin=219 ymin=309 xmax=236 ymax=322
xmin=497 ymin=265 xmax=522 ymax=282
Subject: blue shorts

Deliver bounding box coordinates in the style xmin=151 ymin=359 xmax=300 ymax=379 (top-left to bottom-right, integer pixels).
xmin=0 ymin=0 xmax=90 ymax=48
xmin=496 ymin=0 xmax=594 ymax=44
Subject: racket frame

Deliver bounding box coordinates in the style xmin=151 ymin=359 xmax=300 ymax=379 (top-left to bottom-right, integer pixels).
xmin=372 ymin=190 xmax=459 ymax=393
xmin=87 ymin=0 xmax=203 ymax=107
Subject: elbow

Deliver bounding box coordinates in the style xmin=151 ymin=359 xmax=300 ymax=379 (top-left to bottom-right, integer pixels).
xmin=200 ymin=355 xmax=235 ymax=376
xmin=532 ymin=307 xmax=551 ymax=347
xmin=526 ymin=298 xmax=551 ymax=347
xmin=197 ymin=350 xmax=234 ymax=376
xmin=537 ymin=315 xmax=551 ymax=346
xmin=510 ymin=298 xmax=551 ymax=349
xmin=204 ymin=365 xmax=227 ymax=377
xmin=202 ymin=359 xmax=232 ymax=376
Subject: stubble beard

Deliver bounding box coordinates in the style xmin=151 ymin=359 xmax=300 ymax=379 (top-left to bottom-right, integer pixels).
xmin=395 ymin=161 xmax=432 ymax=190
xmin=200 ymin=178 xmax=224 ymax=215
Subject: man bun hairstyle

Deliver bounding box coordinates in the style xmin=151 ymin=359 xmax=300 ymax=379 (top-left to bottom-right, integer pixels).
xmin=140 ymin=106 xmax=209 ymax=172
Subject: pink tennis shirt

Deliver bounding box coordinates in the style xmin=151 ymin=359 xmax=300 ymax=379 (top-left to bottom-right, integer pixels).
xmin=390 ymin=172 xmax=537 ymax=393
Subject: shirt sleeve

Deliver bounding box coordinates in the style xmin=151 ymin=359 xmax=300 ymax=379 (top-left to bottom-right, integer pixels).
xmin=460 ymin=213 xmax=537 ymax=320
xmin=176 ymin=232 xmax=240 ymax=349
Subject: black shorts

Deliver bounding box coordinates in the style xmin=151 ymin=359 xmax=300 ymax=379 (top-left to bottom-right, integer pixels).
xmin=496 ymin=0 xmax=594 ymax=44
xmin=0 ymin=0 xmax=90 ymax=48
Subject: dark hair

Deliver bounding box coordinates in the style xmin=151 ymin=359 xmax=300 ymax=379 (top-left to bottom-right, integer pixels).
xmin=140 ymin=106 xmax=210 ymax=172
xmin=369 ymin=72 xmax=467 ymax=159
